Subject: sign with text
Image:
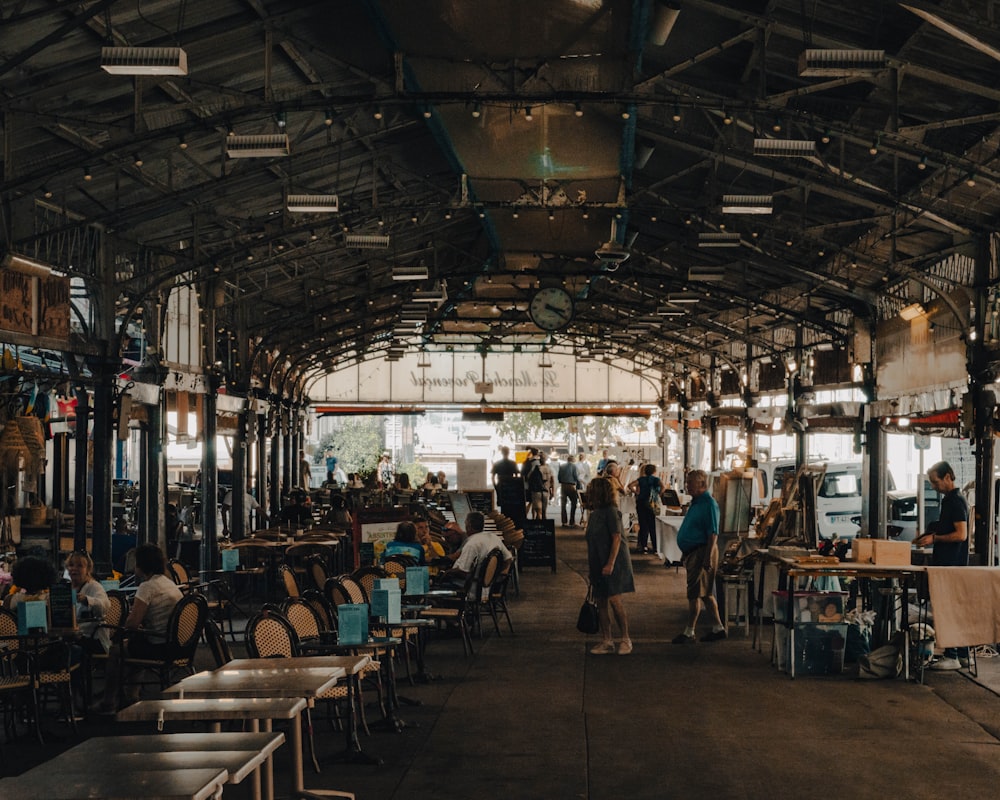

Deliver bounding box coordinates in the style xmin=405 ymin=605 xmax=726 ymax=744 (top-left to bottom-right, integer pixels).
xmin=519 ymin=519 xmax=556 ymax=572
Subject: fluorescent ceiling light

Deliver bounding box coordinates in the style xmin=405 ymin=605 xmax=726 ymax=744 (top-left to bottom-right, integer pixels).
xmin=656 ymin=305 xmax=686 ymax=316
xmin=687 ymin=266 xmax=727 ymax=282
xmin=392 ymin=265 xmax=429 ymax=281
xmin=698 ymin=232 xmax=741 ymax=248
xmin=899 ymin=302 xmax=926 ymax=321
xmin=411 ymin=283 xmax=447 ymax=304
xmin=226 ymin=134 xmax=289 ymax=158
xmin=667 ymin=292 xmax=702 ymax=304
xmin=101 ymin=46 xmax=188 ymax=75
xmin=753 ymin=138 xmax=816 ymax=157
xmin=798 ymin=48 xmax=886 ymax=76
xmin=344 ymin=233 xmax=390 ymax=249
xmin=721 ymin=194 xmax=773 ymax=214
xmin=287 ymin=194 xmax=339 ymax=213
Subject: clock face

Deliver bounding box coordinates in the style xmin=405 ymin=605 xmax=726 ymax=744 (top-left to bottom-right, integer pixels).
xmin=529 ymin=287 xmax=574 ymax=331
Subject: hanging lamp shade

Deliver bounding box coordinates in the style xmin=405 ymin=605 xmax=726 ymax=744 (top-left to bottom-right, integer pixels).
xmin=15 ymin=416 xmax=45 ymax=473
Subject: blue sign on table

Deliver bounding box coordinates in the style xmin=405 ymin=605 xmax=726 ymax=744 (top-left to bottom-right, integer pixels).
xmin=337 ymin=603 xmax=369 ymax=644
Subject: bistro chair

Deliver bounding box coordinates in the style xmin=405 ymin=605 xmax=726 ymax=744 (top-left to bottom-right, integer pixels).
xmin=483 ymin=557 xmax=515 ymax=636
xmin=202 ymin=618 xmax=233 ymax=669
xmin=244 ymin=609 xmax=358 ymax=768
xmin=302 ymin=590 xmax=337 ymax=632
xmin=167 ymin=559 xmax=199 ymax=591
xmin=278 ymin=564 xmax=301 ymax=599
xmin=323 ymin=577 xmax=354 ymax=611
xmin=83 ymin=589 xmax=130 ymax=706
xmin=120 ymin=592 xmax=208 ymax=700
xmin=351 ymin=567 xmax=387 ymax=603
xmin=305 ymin=555 xmax=331 ymax=593
xmin=0 ymin=608 xmax=77 ymax=742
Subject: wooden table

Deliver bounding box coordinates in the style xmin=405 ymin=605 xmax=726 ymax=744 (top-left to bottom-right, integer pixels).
xmin=0 ymin=768 xmax=228 ymax=800
xmin=117 ymin=697 xmax=306 ymax=800
xmin=771 ymin=555 xmax=926 ymax=678
xmin=35 ymin=732 xmax=284 ymax=800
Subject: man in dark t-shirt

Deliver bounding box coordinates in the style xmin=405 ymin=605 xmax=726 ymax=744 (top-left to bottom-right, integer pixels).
xmin=491 ymin=446 xmax=520 ymax=487
xmin=914 ymin=460 xmax=969 ymax=669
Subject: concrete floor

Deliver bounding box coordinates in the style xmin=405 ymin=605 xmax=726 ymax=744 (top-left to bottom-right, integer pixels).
xmin=5 ymin=524 xmax=1000 ymax=799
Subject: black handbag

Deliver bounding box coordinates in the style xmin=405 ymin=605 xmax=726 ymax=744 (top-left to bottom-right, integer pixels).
xmin=576 ymin=583 xmax=600 ymax=634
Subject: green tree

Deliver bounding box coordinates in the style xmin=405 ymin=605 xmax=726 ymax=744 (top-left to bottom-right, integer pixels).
xmin=494 ymin=412 xmax=567 ymax=445
xmin=316 ymin=416 xmax=383 ymax=475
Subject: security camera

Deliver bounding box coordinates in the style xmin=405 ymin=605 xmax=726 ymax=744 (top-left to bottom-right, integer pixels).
xmin=595 ymin=241 xmax=630 ymax=265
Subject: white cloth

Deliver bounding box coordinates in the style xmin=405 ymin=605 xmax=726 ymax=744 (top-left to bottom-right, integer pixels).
xmin=926 ymin=566 xmax=1000 ymax=649
xmin=77 ymin=579 xmax=111 ymax=651
xmin=134 ymin=574 xmax=183 ymax=644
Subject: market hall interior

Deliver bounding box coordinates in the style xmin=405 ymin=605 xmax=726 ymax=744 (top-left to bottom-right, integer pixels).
xmin=2 ymin=527 xmax=1000 ymax=800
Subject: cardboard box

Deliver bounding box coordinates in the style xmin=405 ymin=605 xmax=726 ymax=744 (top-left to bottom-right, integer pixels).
xmin=852 ymin=538 xmax=912 ymax=565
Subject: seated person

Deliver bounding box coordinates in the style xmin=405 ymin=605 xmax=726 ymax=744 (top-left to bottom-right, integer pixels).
xmin=422 ymin=472 xmax=440 ymax=494
xmin=440 ymin=520 xmax=467 ymax=563
xmin=97 ymin=544 xmax=182 ymax=713
xmin=5 ymin=555 xmax=56 ymax=610
xmin=436 ymin=512 xmax=513 ymax=593
xmin=66 ymin=551 xmax=111 ymax=652
xmin=346 ymin=473 xmax=365 ymax=489
xmin=437 ymin=471 xmax=449 ymax=491
xmin=414 ymin=515 xmax=447 ymax=575
xmin=323 ymin=493 xmax=353 ymax=527
xmin=381 ymin=521 xmax=425 ymax=565
xmin=279 ymin=491 xmax=313 ymax=526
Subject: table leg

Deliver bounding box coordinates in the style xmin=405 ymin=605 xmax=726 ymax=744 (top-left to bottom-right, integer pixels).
xmin=327 ymin=673 xmax=382 ymax=766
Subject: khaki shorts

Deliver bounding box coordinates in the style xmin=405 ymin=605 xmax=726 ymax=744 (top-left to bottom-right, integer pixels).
xmin=681 ymin=544 xmax=718 ymax=601
xmin=530 ymin=491 xmax=547 ymax=515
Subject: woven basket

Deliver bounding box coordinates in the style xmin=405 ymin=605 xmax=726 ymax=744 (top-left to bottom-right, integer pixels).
xmin=25 ymin=504 xmax=47 ymax=526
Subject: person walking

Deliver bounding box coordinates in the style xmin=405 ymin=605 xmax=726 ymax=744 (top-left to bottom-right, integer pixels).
xmin=629 ymin=463 xmax=663 ymax=554
xmin=558 ymin=454 xmax=581 ymax=527
xmin=672 ymin=469 xmax=727 ymax=644
xmin=914 ymin=460 xmax=970 ymax=670
xmin=585 ymin=476 xmax=634 ymax=655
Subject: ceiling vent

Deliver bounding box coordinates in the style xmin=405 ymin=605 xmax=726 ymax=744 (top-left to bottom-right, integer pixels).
xmin=721 ymin=194 xmax=773 ymax=214
xmin=287 ymin=194 xmax=339 ymax=213
xmin=411 ymin=283 xmax=447 ymax=304
xmin=226 ymin=134 xmax=289 ymax=158
xmin=798 ymin=49 xmax=886 ymax=77
xmin=698 ymin=232 xmax=741 ymax=248
xmin=344 ymin=233 xmax=390 ymax=249
xmin=687 ymin=265 xmax=728 ymax=282
xmin=392 ymin=265 xmax=429 ymax=281
xmin=101 ymin=46 xmax=188 ymax=75
xmin=753 ymin=138 xmax=816 ymax=157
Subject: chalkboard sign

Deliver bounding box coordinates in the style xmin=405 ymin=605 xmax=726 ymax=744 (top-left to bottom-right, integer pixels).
xmin=48 ymin=582 xmax=77 ymax=630
xmin=465 ymin=490 xmax=494 ymax=515
xmin=497 ymin=477 xmax=526 ymax=523
xmin=518 ymin=519 xmax=556 ymax=572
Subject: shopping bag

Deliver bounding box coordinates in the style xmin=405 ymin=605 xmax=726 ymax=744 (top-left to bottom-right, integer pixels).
xmin=576 ymin=583 xmax=600 ymax=635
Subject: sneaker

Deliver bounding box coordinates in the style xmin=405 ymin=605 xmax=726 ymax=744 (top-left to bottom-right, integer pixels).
xmin=672 ymin=633 xmax=696 ymax=645
xmin=590 ymin=641 xmax=615 ymax=655
xmin=618 ymin=640 xmax=633 ymax=655
xmin=959 ymin=657 xmax=971 ymax=668
xmin=930 ymin=657 xmax=962 ymax=671
xmin=700 ymin=630 xmax=728 ymax=642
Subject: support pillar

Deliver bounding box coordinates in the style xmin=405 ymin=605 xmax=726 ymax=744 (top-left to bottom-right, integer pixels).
xmin=200 ymin=379 xmax=220 ymax=572
xmin=90 ymin=367 xmax=116 ymax=577
xmin=862 ymin=416 xmax=886 ymax=539
xmin=73 ymin=386 xmax=90 ymax=553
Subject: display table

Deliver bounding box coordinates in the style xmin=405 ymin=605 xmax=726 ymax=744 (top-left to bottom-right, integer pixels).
xmin=655 ymin=515 xmax=685 ymax=564
xmin=768 ymin=554 xmax=926 ymax=678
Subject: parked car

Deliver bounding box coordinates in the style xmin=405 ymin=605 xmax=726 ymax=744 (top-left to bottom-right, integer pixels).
xmin=888 ymin=479 xmax=942 ymax=541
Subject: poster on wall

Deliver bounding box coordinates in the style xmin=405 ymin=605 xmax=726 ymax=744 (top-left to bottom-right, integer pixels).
xmin=355 ymin=509 xmax=408 ymax=568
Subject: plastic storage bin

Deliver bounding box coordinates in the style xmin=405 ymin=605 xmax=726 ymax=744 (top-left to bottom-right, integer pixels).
xmin=792 ymin=623 xmax=848 ymax=675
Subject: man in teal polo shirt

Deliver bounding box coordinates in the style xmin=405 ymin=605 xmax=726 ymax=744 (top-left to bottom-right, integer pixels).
xmin=672 ymin=469 xmax=727 ymax=644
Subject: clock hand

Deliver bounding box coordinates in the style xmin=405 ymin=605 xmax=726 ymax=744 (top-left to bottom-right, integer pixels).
xmin=544 ymin=304 xmax=569 ymax=316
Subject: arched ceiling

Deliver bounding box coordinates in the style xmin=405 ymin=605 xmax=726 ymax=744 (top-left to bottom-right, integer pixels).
xmin=2 ymin=0 xmax=999 ymax=399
